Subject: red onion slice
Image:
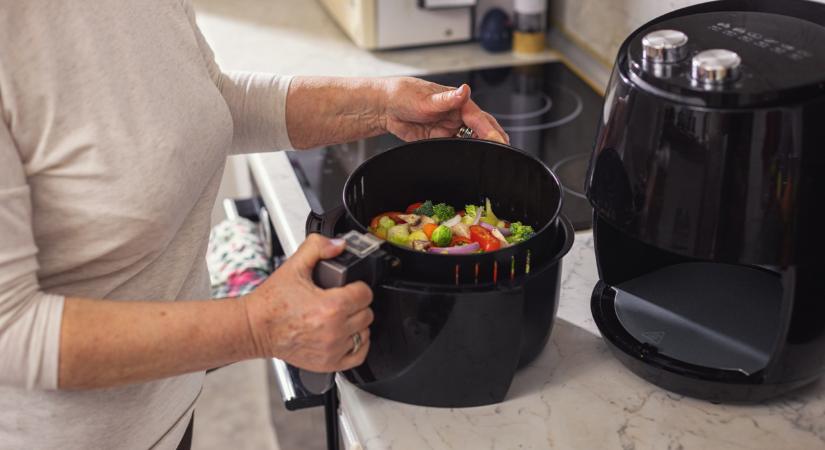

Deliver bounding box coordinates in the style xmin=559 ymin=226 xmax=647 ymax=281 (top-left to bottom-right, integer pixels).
xmin=426 ymin=242 xmax=480 ymax=255
xmin=479 ymin=221 xmax=512 ymax=236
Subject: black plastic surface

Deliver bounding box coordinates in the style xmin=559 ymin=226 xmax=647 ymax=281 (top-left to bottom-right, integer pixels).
xmin=586 ymin=0 xmax=825 ymax=402
xmin=613 ymin=262 xmax=782 ymax=376
xmin=342 ymin=138 xmax=563 ymax=286
xmin=307 ymin=206 xmax=575 ymax=407
xmin=627 ymin=10 xmax=825 ymax=108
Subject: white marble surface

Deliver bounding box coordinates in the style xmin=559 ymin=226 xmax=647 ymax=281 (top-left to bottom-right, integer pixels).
xmin=205 ymin=0 xmax=825 ymax=449
xmin=335 ymin=235 xmax=825 ymax=450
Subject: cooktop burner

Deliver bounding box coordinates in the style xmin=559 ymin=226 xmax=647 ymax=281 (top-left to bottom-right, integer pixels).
xmin=287 ymin=61 xmax=603 ymax=231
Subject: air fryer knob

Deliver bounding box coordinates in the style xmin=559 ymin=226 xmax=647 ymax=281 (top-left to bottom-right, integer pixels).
xmin=691 ymin=49 xmax=742 ymax=85
xmin=641 ymin=29 xmax=688 ymax=63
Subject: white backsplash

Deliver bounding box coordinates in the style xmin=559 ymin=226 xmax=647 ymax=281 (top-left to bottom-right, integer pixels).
xmin=551 ymin=0 xmax=825 ymax=66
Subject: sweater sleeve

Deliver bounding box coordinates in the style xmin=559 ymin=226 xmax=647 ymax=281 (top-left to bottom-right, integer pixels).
xmin=182 ymin=0 xmax=295 ymax=154
xmin=0 ymin=113 xmax=65 ymax=390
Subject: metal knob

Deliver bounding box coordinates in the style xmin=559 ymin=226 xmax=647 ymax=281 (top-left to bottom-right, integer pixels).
xmin=642 ymin=29 xmax=689 ymax=63
xmin=691 ymin=49 xmax=742 ymax=85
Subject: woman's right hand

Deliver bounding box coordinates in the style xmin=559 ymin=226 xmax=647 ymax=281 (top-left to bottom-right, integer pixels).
xmin=242 ymin=234 xmax=374 ymax=372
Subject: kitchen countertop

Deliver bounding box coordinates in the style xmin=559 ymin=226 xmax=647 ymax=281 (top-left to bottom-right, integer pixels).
xmin=209 ymin=1 xmax=825 ymax=448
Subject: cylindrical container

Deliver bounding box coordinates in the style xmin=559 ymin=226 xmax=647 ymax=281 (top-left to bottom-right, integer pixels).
xmin=513 ymin=0 xmax=546 ymax=54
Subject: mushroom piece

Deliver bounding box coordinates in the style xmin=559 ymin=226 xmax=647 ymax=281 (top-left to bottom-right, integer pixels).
xmin=451 ymin=222 xmax=470 ymax=238
xmin=412 ymin=240 xmax=432 ymax=252
xmin=397 ymin=214 xmax=422 ymax=226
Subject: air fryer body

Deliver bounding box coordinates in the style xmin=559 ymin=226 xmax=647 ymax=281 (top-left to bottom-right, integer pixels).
xmin=586 ymin=0 xmax=825 ymax=401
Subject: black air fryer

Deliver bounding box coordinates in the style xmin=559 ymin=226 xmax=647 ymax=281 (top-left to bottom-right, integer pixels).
xmin=290 ymin=138 xmax=574 ymax=408
xmin=586 ymin=0 xmax=825 ymax=402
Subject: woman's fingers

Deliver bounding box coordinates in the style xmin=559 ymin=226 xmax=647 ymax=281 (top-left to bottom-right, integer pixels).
xmin=461 ymin=100 xmax=508 ymax=144
xmin=324 ymin=281 xmax=373 ymax=316
xmin=427 ymin=84 xmax=470 ymax=113
xmin=337 ymin=329 xmax=371 ymax=370
xmin=344 ymin=306 xmax=374 ymax=334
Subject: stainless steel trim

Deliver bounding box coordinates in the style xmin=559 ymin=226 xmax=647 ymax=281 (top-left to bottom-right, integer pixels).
xmin=270 ymin=358 xmax=297 ymax=403
xmin=642 ymin=29 xmax=689 ymax=63
xmin=222 ymin=198 xmax=240 ymax=220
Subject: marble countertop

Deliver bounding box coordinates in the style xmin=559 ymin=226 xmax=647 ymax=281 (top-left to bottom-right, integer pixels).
xmin=196 ymin=0 xmax=825 ymax=448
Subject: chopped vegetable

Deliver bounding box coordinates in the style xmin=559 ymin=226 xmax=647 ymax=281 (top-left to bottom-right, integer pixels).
xmin=406 ymin=202 xmax=424 ymax=214
xmin=412 ymin=240 xmax=432 ymax=251
xmin=413 ymin=200 xmax=435 ymax=217
xmin=422 ymin=223 xmax=438 ymax=239
xmin=427 ymin=241 xmax=480 ymax=255
xmin=430 ymin=225 xmax=453 ymax=247
xmin=432 ymin=203 xmax=456 ymax=222
xmin=469 ymin=225 xmax=501 ymax=252
xmin=409 ymin=230 xmax=428 ymax=242
xmin=368 ymin=198 xmax=535 ymax=253
xmin=480 ymin=198 xmax=499 ymax=226
xmin=480 ymin=221 xmax=512 ymax=236
xmin=489 ymin=227 xmax=510 ymax=248
xmin=461 ymin=204 xmax=481 ymax=225
xmin=387 ymin=224 xmax=411 ymax=246
xmin=442 ymin=214 xmax=462 ymax=227
xmin=450 ymin=235 xmax=472 ymax=246
xmin=506 ymin=221 xmax=535 ymax=244
xmin=451 ymin=222 xmax=470 ymax=238
xmin=378 ymin=216 xmax=395 ymax=229
xmin=370 ymin=211 xmax=404 ymax=229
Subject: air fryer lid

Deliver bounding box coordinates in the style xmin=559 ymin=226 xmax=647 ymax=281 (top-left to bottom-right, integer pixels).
xmin=626 ymin=9 xmax=825 ymax=107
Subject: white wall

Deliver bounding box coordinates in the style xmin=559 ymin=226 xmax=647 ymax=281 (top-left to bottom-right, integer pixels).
xmin=551 ymin=0 xmax=825 ymax=65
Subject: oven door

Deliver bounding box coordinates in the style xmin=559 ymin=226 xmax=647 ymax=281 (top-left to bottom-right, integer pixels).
xmin=225 ymin=197 xmax=347 ymax=450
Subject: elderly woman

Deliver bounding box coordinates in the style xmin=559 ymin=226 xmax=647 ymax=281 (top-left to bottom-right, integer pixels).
xmin=0 ymin=0 xmax=507 ymax=449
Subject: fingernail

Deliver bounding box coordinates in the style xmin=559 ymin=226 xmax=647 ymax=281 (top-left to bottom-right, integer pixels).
xmin=486 ymin=131 xmax=506 ymax=143
xmin=453 ymin=85 xmax=467 ymax=97
xmin=330 ymin=238 xmax=346 ymax=247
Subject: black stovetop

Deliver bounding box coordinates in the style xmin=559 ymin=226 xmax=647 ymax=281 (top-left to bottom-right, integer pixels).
xmin=287 ymin=61 xmax=603 ymax=231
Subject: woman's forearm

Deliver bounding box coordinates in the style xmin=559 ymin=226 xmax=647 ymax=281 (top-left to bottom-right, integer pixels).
xmin=285 ymin=76 xmax=388 ymax=149
xmin=58 ymin=297 xmax=256 ymax=389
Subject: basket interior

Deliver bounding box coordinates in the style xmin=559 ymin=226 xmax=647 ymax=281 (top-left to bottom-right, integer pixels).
xmin=343 ymin=138 xmax=564 ymax=285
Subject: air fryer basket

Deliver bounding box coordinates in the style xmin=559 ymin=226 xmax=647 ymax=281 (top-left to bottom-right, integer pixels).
xmin=342 ymin=138 xmax=563 ymax=286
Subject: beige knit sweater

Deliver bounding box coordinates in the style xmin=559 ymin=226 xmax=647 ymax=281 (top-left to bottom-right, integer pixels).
xmin=0 ymin=0 xmax=292 ymax=448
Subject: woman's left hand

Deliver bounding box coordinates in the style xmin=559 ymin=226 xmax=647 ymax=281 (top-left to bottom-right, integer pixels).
xmin=380 ymin=77 xmax=509 ymax=144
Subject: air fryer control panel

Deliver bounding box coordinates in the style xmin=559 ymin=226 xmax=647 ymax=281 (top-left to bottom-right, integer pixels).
xmin=627 ymin=11 xmax=825 ymax=107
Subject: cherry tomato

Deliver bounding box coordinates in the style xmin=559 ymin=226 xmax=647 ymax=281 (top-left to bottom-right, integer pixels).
xmin=369 ymin=212 xmax=405 ymax=230
xmin=422 ymin=223 xmax=438 ymax=239
xmin=450 ymin=236 xmax=472 ymax=247
xmin=406 ymin=202 xmax=424 ymax=214
xmin=469 ymin=225 xmax=501 ymax=252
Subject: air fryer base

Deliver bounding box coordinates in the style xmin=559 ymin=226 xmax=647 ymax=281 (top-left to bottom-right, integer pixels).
xmin=591 ymin=280 xmax=818 ymax=403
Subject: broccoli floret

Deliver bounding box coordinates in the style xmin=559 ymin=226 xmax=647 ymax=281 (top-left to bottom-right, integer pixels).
xmin=432 ymin=203 xmax=456 ymax=222
xmin=430 ymin=225 xmax=453 ymax=247
xmin=464 ymin=204 xmax=478 ymax=218
xmin=413 ymin=200 xmax=434 ymax=216
xmin=506 ymin=221 xmax=535 ymax=244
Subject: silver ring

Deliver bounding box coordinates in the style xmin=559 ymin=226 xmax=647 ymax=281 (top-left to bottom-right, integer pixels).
xmin=456 ymin=125 xmax=474 ymax=139
xmin=350 ymin=332 xmax=362 ymax=354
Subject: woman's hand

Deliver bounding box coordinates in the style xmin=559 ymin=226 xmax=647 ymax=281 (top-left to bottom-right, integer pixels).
xmin=380 ymin=77 xmax=509 ymax=144
xmin=242 ymin=234 xmax=373 ymax=372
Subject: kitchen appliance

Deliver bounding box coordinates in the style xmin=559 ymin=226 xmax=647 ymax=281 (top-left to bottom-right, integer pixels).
xmin=293 ymin=138 xmax=574 ymax=407
xmin=319 ymin=0 xmax=475 ymax=49
xmin=587 ymin=0 xmax=825 ymax=402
